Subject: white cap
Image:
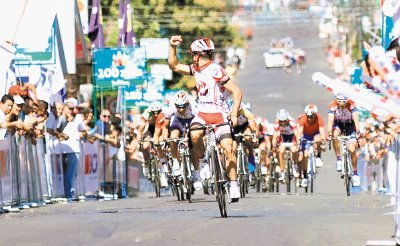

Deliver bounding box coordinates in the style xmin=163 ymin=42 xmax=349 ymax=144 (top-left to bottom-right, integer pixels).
xmin=66 ymin=97 xmax=78 ymax=107
xmin=13 ymin=95 xmax=25 ymax=105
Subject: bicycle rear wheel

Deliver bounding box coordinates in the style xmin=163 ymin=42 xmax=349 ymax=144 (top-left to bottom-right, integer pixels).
xmin=211 ymin=148 xmax=227 ymax=218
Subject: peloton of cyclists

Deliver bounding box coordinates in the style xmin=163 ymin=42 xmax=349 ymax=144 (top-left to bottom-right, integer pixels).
xmin=327 ymin=93 xmax=362 ymax=187
xmin=168 ymin=35 xmax=243 ymax=202
xmin=297 ymin=104 xmax=326 ymax=188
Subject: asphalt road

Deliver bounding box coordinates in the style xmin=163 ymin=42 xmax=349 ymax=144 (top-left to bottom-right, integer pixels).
xmin=0 ymin=11 xmax=395 ymax=246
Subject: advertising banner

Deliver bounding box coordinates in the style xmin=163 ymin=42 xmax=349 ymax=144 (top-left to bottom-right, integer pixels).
xmin=93 ymin=47 xmax=146 ymax=88
xmin=83 ymin=141 xmax=100 ymax=195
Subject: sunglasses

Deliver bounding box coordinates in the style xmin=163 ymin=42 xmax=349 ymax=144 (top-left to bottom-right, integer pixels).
xmin=337 ymin=100 xmax=347 ymax=103
xmin=103 ymin=115 xmax=110 ymax=118
xmin=175 ymin=104 xmax=189 ymax=109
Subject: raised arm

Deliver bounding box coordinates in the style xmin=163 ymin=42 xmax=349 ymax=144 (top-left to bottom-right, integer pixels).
xmin=168 ymin=35 xmax=191 ymax=75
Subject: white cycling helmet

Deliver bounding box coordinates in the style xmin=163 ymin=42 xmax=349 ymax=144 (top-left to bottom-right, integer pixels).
xmin=276 ymin=109 xmax=290 ymax=121
xmin=174 ymin=90 xmax=189 ymax=106
xmin=304 ymin=104 xmax=318 ymax=116
xmin=335 ymin=93 xmax=348 ymax=101
xmin=149 ymin=101 xmax=163 ymax=112
xmin=189 ymin=38 xmax=215 ymax=55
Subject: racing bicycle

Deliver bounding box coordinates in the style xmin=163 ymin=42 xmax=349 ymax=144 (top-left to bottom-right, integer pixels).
xmin=234 ymin=132 xmax=256 ymax=198
xmin=331 ymin=136 xmax=353 ymax=196
xmin=139 ymin=139 xmax=162 ymax=198
xmin=167 ymin=136 xmax=194 ymax=203
xmin=191 ymin=123 xmax=230 ymax=218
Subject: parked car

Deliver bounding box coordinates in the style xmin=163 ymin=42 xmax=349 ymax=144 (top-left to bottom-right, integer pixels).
xmin=263 ymin=48 xmax=291 ymax=69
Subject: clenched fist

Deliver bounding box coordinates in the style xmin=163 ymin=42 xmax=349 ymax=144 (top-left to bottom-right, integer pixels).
xmin=170 ymin=35 xmax=183 ymax=47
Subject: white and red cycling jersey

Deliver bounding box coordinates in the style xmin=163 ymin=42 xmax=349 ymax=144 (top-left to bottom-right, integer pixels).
xmin=190 ymin=61 xmax=230 ymax=114
xmin=273 ymin=116 xmax=297 ymax=135
xmin=256 ymin=116 xmax=273 ymax=137
xmin=328 ymin=100 xmax=357 ymax=123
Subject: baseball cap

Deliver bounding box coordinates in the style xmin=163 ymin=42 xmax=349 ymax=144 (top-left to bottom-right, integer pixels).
xmin=8 ymin=85 xmax=28 ymax=96
xmin=13 ymin=95 xmax=25 ymax=105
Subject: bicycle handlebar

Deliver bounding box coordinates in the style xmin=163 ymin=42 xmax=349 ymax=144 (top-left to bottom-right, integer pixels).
xmin=166 ymin=137 xmax=189 ymax=143
xmin=190 ymin=122 xmax=231 ymax=132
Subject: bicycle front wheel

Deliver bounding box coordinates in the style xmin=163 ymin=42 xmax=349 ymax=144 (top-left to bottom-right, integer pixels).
xmin=238 ymin=152 xmax=246 ymax=198
xmin=182 ymin=156 xmax=192 ymax=203
xmin=152 ymin=159 xmax=161 ymax=198
xmin=285 ymin=159 xmax=291 ymax=193
xmin=211 ymin=148 xmax=227 ymax=218
xmin=343 ymin=154 xmax=351 ymax=196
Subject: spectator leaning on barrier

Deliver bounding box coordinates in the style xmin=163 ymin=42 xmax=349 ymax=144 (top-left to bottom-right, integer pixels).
xmin=96 ymin=109 xmax=111 ymax=138
xmin=0 ymin=94 xmax=24 ymax=138
xmin=7 ymin=95 xmax=25 ymax=133
xmin=58 ymin=98 xmax=86 ymax=200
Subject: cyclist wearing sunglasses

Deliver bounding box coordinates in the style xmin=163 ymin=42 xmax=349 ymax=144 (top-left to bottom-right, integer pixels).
xmin=327 ymin=93 xmax=361 ymax=187
xmin=168 ymin=35 xmax=243 ymax=201
xmin=163 ymin=90 xmax=197 ymax=178
xmin=297 ymin=104 xmax=326 ymax=188
xmin=272 ymin=109 xmax=300 ymax=181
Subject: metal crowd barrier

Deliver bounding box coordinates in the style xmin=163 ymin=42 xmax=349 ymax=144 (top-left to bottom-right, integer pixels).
xmin=0 ymin=133 xmax=127 ymax=210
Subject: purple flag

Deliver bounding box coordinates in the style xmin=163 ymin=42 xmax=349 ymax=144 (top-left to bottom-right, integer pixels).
xmin=125 ymin=1 xmax=137 ymax=46
xmin=118 ymin=0 xmax=137 ymax=47
xmin=117 ymin=0 xmax=126 ymax=47
xmin=88 ymin=0 xmax=105 ymax=48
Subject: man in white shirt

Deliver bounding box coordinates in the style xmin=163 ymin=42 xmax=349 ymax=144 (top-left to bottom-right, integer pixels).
xmin=58 ymin=99 xmax=86 ymax=200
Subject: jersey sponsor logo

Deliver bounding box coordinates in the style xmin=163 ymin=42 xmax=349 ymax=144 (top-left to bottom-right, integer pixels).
xmin=197 ymin=81 xmax=209 ymax=96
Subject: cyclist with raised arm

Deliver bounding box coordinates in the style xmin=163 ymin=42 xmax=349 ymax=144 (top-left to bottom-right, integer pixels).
xmin=162 ymin=90 xmax=197 ymax=177
xmin=272 ymin=109 xmax=300 ymax=181
xmin=136 ymin=101 xmax=169 ymax=187
xmin=297 ymin=104 xmax=326 ymax=188
xmin=327 ymin=93 xmax=361 ymax=187
xmin=226 ymin=99 xmax=258 ymax=175
xmin=168 ymin=35 xmax=243 ymax=202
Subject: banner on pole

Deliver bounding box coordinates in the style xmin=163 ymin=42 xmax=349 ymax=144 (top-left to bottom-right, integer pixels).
xmin=93 ymin=47 xmax=146 ymax=88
